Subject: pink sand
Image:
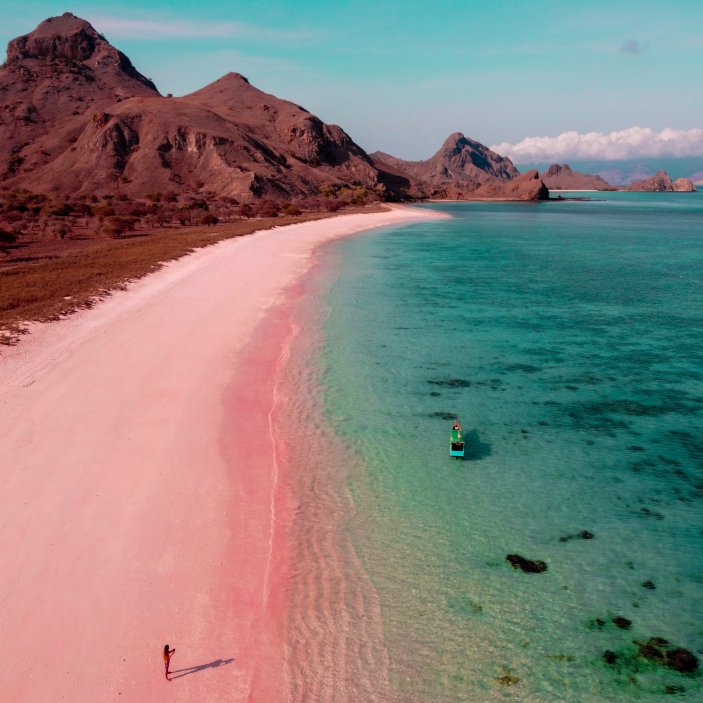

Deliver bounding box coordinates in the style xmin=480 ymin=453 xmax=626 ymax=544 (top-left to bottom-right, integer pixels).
xmin=0 ymin=206 xmax=442 ymax=702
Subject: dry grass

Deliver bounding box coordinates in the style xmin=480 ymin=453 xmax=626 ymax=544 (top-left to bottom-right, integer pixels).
xmin=0 ymin=207 xmax=386 ymax=344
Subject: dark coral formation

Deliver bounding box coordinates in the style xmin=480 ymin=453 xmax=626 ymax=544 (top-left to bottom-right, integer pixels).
xmin=635 ymin=637 xmax=699 ymax=673
xmin=506 ymin=554 xmax=548 ymax=573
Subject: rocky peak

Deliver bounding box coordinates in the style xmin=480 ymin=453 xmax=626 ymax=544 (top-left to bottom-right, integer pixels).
xmin=5 ymin=13 xmax=158 ymax=93
xmin=8 ymin=13 xmax=100 ymax=63
xmin=544 ymin=163 xmax=573 ymax=177
xmin=431 ymin=132 xmax=519 ymax=181
xmin=440 ymin=131 xmax=470 ymax=154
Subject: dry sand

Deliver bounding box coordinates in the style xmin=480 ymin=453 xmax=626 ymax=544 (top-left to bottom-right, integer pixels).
xmin=0 ymin=206 xmax=443 ymax=702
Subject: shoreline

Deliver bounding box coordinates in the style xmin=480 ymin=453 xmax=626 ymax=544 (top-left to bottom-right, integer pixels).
xmin=0 ymin=205 xmax=446 ymax=701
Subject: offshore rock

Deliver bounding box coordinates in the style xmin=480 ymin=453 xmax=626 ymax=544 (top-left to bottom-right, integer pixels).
xmin=542 ymin=163 xmax=611 ymax=190
xmin=673 ymin=177 xmax=696 ymax=192
xmin=626 ymin=170 xmax=695 ymax=192
xmin=474 ymin=169 xmax=550 ymax=200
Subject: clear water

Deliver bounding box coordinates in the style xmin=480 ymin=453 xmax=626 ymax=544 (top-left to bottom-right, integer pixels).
xmin=312 ymin=192 xmax=703 ymax=702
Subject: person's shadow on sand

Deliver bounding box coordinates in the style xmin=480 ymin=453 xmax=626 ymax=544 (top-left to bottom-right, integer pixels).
xmin=169 ymin=657 xmax=235 ymax=679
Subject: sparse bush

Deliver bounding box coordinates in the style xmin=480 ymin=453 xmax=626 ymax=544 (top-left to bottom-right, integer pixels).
xmin=0 ymin=228 xmax=17 ymax=248
xmin=7 ymin=154 xmax=24 ymax=175
xmin=257 ymin=200 xmax=279 ymax=218
xmin=50 ymin=202 xmax=75 ymax=217
xmin=281 ymin=202 xmax=302 ymax=216
xmin=102 ymin=216 xmax=137 ymax=239
xmin=200 ymin=213 xmax=219 ymax=227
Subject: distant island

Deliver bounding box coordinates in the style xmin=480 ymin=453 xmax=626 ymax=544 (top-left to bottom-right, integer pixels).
xmin=541 ymin=164 xmax=696 ymax=193
xmin=540 ymin=164 xmax=613 ymax=191
xmin=625 ymin=170 xmax=695 ymax=192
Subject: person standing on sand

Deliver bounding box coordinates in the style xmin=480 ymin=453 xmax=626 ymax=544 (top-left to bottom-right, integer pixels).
xmin=163 ymin=644 xmax=176 ymax=679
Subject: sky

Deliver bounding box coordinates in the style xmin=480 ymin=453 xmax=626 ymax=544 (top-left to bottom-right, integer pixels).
xmin=1 ymin=0 xmax=702 ymax=161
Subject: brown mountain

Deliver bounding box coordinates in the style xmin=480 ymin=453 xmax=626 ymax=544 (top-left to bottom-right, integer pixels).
xmin=626 ymin=170 xmax=696 ymax=192
xmin=1 ymin=14 xmax=386 ymax=201
xmin=371 ymin=133 xmax=548 ymax=200
xmin=1 ymin=14 xmax=158 ymax=180
xmin=541 ymin=164 xmax=611 ymax=190
xmin=1 ymin=14 xmax=545 ymax=203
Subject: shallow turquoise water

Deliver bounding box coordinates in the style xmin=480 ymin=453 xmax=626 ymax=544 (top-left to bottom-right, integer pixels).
xmin=317 ymin=192 xmax=703 ymax=702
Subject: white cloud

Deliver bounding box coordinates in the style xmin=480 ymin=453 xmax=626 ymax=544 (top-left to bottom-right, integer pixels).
xmin=491 ymin=127 xmax=703 ymax=162
xmin=88 ymin=15 xmax=307 ymax=41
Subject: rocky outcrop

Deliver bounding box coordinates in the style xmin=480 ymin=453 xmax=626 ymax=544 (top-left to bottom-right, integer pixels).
xmin=475 ymin=170 xmax=550 ymax=201
xmin=627 ymin=170 xmax=696 ymax=192
xmin=542 ymin=164 xmax=611 ymax=190
xmin=673 ymin=177 xmax=696 ymax=192
xmin=370 ymin=132 xmax=527 ymax=199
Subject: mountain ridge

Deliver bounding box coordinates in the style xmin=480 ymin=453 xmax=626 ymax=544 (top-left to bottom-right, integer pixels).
xmin=1 ymin=13 xmax=545 ymax=203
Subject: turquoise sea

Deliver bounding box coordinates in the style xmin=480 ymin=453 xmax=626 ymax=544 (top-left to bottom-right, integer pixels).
xmin=289 ymin=192 xmax=703 ymax=702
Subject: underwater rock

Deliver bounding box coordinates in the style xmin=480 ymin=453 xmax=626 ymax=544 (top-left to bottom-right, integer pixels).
xmin=428 ymin=378 xmax=472 ymax=388
xmin=666 ymin=648 xmax=699 ymax=673
xmin=639 ymin=507 xmax=665 ymax=520
xmin=429 ymin=411 xmax=456 ymax=420
xmin=603 ymin=650 xmax=618 ymax=665
xmin=559 ymin=529 xmax=594 ymax=542
xmin=506 ymin=554 xmax=548 ymax=573
xmin=642 ymin=580 xmax=656 ymax=589
xmin=496 ymin=674 xmax=520 ymax=686
xmin=612 ymin=616 xmax=632 ymax=630
xmin=665 ymin=685 xmax=686 ymax=695
xmin=635 ymin=637 xmax=699 ymax=673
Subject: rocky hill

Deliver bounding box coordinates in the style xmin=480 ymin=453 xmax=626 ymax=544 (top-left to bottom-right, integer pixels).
xmin=371 ymin=133 xmax=548 ymax=200
xmin=541 ymin=164 xmax=611 ymax=190
xmin=626 ymin=170 xmax=696 ymax=192
xmin=0 ymin=13 xmax=388 ymax=202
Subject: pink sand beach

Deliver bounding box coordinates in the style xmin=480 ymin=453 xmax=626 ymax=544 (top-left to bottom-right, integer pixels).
xmin=0 ymin=206 xmax=441 ymax=702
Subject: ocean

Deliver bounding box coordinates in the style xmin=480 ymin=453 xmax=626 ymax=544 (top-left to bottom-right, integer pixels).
xmin=283 ymin=192 xmax=703 ymax=702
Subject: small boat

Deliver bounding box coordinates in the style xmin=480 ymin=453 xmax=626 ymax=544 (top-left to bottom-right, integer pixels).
xmin=450 ymin=421 xmax=465 ymax=458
